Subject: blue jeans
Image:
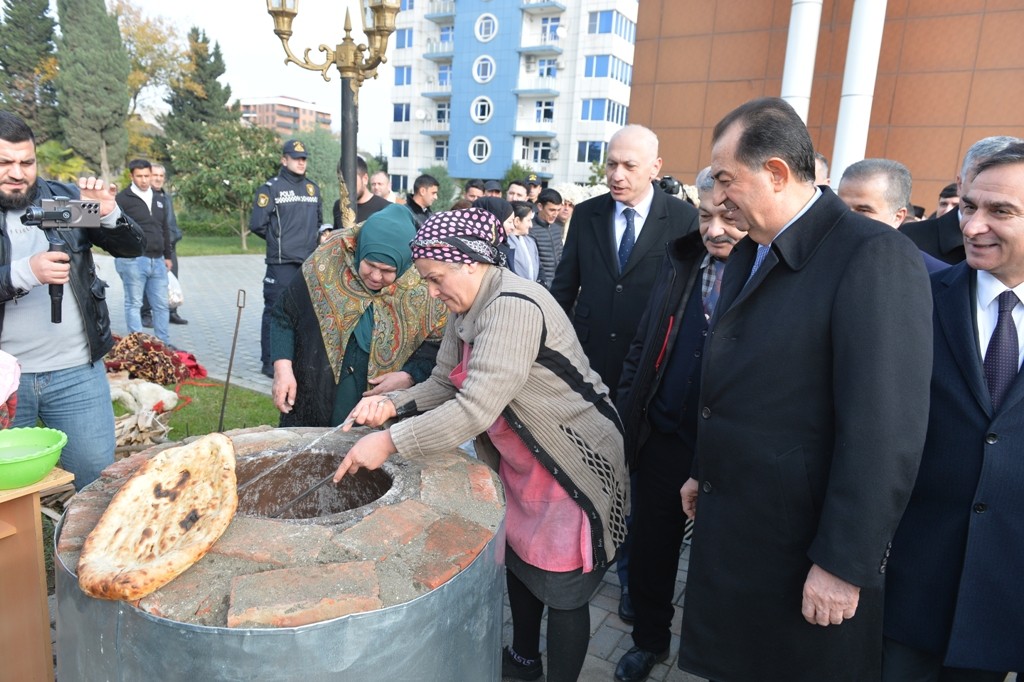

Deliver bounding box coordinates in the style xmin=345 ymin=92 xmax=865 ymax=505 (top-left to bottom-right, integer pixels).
xmin=116 ymin=256 xmax=170 ymax=344
xmin=13 ymin=360 xmax=116 ymax=491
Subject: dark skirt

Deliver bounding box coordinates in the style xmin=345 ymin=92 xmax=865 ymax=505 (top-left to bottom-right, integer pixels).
xmin=505 ymin=544 xmax=607 ymax=611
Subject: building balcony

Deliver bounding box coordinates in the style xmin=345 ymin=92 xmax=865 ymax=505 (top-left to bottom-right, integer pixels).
xmin=422 ymin=82 xmax=452 ymax=99
xmin=419 ymin=120 xmax=451 ymax=137
xmin=424 ymin=0 xmax=454 ymax=23
xmin=512 ymin=123 xmax=557 ymax=138
xmin=520 ymin=0 xmax=566 ymax=16
xmin=424 ymin=39 xmax=454 ymax=61
xmin=276 ymin=109 xmax=299 ymax=119
xmin=517 ymin=34 xmax=563 ymax=57
xmin=513 ymin=76 xmax=560 ymax=96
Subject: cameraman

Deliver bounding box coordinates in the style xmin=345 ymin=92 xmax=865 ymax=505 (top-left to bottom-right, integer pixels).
xmin=0 ymin=111 xmax=144 ymax=490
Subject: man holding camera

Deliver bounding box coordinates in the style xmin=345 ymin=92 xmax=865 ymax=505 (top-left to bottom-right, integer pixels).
xmin=0 ymin=111 xmax=144 ymax=490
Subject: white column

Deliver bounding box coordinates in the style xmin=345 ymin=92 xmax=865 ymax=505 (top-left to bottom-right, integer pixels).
xmin=831 ymin=0 xmax=889 ymax=185
xmin=780 ymin=0 xmax=824 ymax=123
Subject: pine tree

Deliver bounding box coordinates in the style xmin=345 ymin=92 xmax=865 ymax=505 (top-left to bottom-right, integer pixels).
xmin=54 ymin=0 xmax=130 ymax=179
xmin=161 ymin=27 xmax=238 ymax=149
xmin=0 ymin=0 xmax=61 ymax=142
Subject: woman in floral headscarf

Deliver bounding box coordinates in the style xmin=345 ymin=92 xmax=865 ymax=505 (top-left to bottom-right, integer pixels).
xmin=268 ymin=203 xmax=448 ymax=427
xmin=334 ymin=207 xmax=628 ymax=682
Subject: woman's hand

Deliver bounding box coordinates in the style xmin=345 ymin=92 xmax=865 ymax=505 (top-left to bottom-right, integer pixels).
xmin=363 ymin=371 xmax=413 ymax=396
xmin=341 ymin=395 xmax=397 ymax=431
xmin=272 ymin=360 xmax=297 ymax=414
xmin=333 ymin=429 xmax=396 ymax=482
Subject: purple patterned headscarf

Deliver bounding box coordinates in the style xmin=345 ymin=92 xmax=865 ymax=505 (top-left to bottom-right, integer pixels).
xmin=410 ymin=207 xmax=508 ymax=267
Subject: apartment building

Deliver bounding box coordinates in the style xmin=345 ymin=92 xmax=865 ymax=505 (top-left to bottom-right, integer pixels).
xmin=239 ymin=96 xmax=332 ymax=138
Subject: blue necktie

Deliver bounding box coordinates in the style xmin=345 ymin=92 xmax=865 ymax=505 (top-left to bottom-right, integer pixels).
xmin=618 ymin=208 xmax=636 ymax=272
xmin=746 ymin=244 xmax=770 ymax=283
xmin=985 ymin=290 xmax=1020 ymax=411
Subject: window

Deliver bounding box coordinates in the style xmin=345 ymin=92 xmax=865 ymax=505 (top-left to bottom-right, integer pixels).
xmin=471 ymin=96 xmax=493 ymax=123
xmin=393 ymin=103 xmax=410 ymax=122
xmin=538 ymin=58 xmax=558 ymax=78
xmin=525 ymin=139 xmax=552 ymax=164
xmin=434 ymin=139 xmax=448 ymax=161
xmin=585 ymin=55 xmax=632 ymax=85
xmin=475 ymin=14 xmax=497 ymax=42
xmin=439 ymin=25 xmax=454 ymax=45
xmin=581 ymin=99 xmax=628 ymax=125
xmin=391 ymin=174 xmax=409 ymax=193
xmin=438 ymin=63 xmax=452 ymax=87
xmin=469 ymin=136 xmax=491 ymax=163
xmin=392 ymin=139 xmax=410 ymax=158
xmin=535 ymin=100 xmax=554 ymax=123
xmin=473 ymin=55 xmax=496 ymax=83
xmin=394 ymin=66 xmax=412 ymax=86
xmin=400 ymin=0 xmax=414 ymax=10
xmin=541 ymin=16 xmax=560 ymax=42
xmin=577 ymin=141 xmax=607 ymax=163
xmin=395 ymin=28 xmax=413 ymax=49
xmin=588 ymin=10 xmax=636 ymax=43
xmin=436 ymin=101 xmax=450 ymax=123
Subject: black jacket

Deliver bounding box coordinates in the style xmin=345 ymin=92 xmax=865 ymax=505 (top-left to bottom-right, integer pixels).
xmin=250 ymin=167 xmax=324 ymax=264
xmin=531 ymin=218 xmax=563 ymax=289
xmin=0 ymin=179 xmax=145 ymax=362
xmin=900 ymin=208 xmax=965 ymax=264
xmin=404 ymin=194 xmax=432 ymax=227
xmin=616 ymin=230 xmax=706 ymax=468
xmin=115 ymin=186 xmax=172 ymax=259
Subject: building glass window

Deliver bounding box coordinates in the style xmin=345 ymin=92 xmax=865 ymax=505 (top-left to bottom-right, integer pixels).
xmin=535 ymin=100 xmax=555 ymax=123
xmin=439 ymin=25 xmax=454 ymax=44
xmin=469 ymin=136 xmax=491 ymax=163
xmin=393 ymin=103 xmax=410 ymax=122
xmin=581 ymin=99 xmax=628 ymax=125
xmin=395 ymin=28 xmax=413 ymax=49
xmin=538 ymin=58 xmax=558 ymax=78
xmin=436 ymin=101 xmax=450 ymax=123
xmin=473 ymin=55 xmax=496 ymax=83
xmin=577 ymin=141 xmax=607 ymax=163
xmin=438 ymin=63 xmax=452 ymax=87
xmin=434 ymin=139 xmax=449 ymax=161
xmin=541 ymin=16 xmax=560 ymax=42
xmin=584 ymin=55 xmax=632 ymax=85
xmin=588 ymin=10 xmax=636 ymax=43
xmin=392 ymin=139 xmax=410 ymax=158
xmin=394 ymin=66 xmax=412 ymax=86
xmin=471 ymin=96 xmax=493 ymax=123
xmin=392 ymin=174 xmax=409 ymax=193
xmin=531 ymin=140 xmax=552 ymax=163
xmin=475 ymin=14 xmax=498 ymax=42
xmin=400 ymin=0 xmax=413 ymax=10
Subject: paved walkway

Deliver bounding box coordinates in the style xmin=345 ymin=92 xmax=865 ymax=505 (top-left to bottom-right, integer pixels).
xmin=84 ymin=253 xmax=703 ymax=680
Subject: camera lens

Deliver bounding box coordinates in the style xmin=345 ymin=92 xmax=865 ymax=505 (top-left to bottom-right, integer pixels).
xmin=22 ymin=206 xmax=44 ymax=224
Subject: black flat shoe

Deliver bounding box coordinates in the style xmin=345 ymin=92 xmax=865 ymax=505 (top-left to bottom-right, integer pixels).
xmin=169 ymin=312 xmax=189 ymax=325
xmin=618 ymin=588 xmax=635 ymax=624
xmin=502 ymin=646 xmax=542 ymax=681
xmin=614 ymin=646 xmax=668 ymax=682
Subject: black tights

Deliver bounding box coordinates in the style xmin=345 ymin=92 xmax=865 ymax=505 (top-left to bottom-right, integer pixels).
xmin=506 ymin=570 xmax=590 ymax=682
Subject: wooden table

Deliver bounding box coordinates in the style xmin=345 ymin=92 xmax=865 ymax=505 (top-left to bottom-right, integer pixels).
xmin=0 ymin=467 xmax=74 ymax=682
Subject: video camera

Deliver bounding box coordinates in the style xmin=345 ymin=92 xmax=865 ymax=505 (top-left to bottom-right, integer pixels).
xmin=658 ymin=175 xmax=682 ymax=196
xmin=20 ymin=196 xmax=102 ymax=324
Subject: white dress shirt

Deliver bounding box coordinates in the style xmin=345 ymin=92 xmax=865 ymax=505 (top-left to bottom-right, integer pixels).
xmin=975 ymin=269 xmax=1024 ymax=369
xmin=613 ymin=185 xmax=656 ymax=249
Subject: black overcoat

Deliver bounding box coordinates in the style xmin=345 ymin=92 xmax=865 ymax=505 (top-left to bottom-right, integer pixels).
xmin=679 ymin=189 xmax=933 ymax=681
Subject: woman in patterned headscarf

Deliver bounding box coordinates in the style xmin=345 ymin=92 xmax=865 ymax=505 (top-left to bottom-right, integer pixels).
xmin=334 ymin=208 xmax=629 ymax=682
xmin=268 ymin=203 xmax=447 ymax=427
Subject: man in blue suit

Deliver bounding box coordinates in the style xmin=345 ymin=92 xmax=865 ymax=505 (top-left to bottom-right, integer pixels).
xmin=883 ymin=143 xmax=1024 ymax=680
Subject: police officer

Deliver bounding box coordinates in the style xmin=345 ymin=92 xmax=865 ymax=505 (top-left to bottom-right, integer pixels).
xmin=250 ymin=139 xmax=326 ymax=377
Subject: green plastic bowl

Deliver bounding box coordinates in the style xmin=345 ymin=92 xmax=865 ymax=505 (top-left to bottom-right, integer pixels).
xmin=0 ymin=427 xmax=68 ymax=490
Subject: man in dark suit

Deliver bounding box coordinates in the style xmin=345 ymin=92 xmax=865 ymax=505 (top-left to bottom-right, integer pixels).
xmin=679 ymin=98 xmax=933 ymax=681
xmin=901 ymin=136 xmax=1021 ymax=264
xmin=613 ymin=167 xmax=744 ymax=682
xmin=882 ymin=144 xmax=1024 ymax=681
xmin=550 ymin=123 xmax=698 ymax=626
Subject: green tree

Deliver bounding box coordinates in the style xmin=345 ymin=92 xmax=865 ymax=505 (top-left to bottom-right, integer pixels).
xmin=502 ymin=161 xmax=535 ymax=191
xmin=296 ymin=127 xmax=341 ymax=222
xmin=161 ymin=27 xmax=238 ymax=154
xmin=55 ymin=0 xmax=130 ymax=179
xmin=419 ymin=164 xmax=457 ymax=211
xmin=588 ymin=155 xmax=607 ymax=186
xmin=35 ymin=139 xmax=90 ymax=181
xmin=0 ymin=0 xmax=61 ymax=142
xmin=168 ymin=120 xmax=280 ymax=251
xmin=111 ymin=0 xmax=183 ymax=117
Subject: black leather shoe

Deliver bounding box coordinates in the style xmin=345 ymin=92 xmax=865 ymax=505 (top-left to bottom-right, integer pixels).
xmin=502 ymin=646 xmax=542 ymax=681
xmin=141 ymin=314 xmax=153 ymax=328
xmin=169 ymin=311 xmax=189 ymax=325
xmin=614 ymin=646 xmax=668 ymax=682
xmin=618 ymin=588 xmax=635 ymax=624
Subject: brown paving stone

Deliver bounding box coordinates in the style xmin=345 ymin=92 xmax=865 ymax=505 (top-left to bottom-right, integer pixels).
xmin=332 ymin=499 xmax=440 ymax=560
xmin=209 ymin=516 xmax=333 ymax=567
xmin=99 ymin=450 xmax=154 ymax=480
xmin=423 ymin=516 xmax=492 ymax=570
xmin=227 ymin=561 xmax=381 ymax=628
xmin=467 ymin=463 xmax=501 ymax=506
xmin=56 ymin=496 xmax=110 ymax=554
xmin=412 ymin=558 xmax=461 ymax=590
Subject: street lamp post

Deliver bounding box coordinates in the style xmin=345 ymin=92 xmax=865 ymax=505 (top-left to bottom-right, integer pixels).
xmin=265 ymin=0 xmax=401 ymax=226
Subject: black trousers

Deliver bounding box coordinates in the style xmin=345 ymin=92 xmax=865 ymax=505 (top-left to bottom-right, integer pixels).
xmin=260 ymin=262 xmax=301 ymax=368
xmin=628 ymin=428 xmax=694 ymax=653
xmin=882 ymin=637 xmax=1009 ymax=682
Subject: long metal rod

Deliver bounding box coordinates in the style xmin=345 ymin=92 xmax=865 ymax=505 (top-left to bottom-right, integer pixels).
xmin=268 ymin=471 xmax=337 ymax=519
xmin=218 ymin=289 xmax=246 ymax=432
xmin=341 ymin=75 xmax=358 ymax=216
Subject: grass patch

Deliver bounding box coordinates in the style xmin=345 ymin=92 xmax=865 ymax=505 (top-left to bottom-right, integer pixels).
xmin=175 ymin=235 xmax=263 ymax=257
xmin=165 ymin=379 xmax=280 ymax=440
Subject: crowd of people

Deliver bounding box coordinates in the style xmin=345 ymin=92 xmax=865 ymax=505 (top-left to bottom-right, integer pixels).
xmin=2 ymin=95 xmax=1022 ymax=682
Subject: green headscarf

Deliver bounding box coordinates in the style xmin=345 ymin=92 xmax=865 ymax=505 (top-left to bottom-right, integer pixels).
xmin=352 ymin=203 xmax=418 ymax=351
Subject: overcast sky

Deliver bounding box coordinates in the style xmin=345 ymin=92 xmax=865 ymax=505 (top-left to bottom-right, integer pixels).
xmin=115 ymin=0 xmax=395 ymax=152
